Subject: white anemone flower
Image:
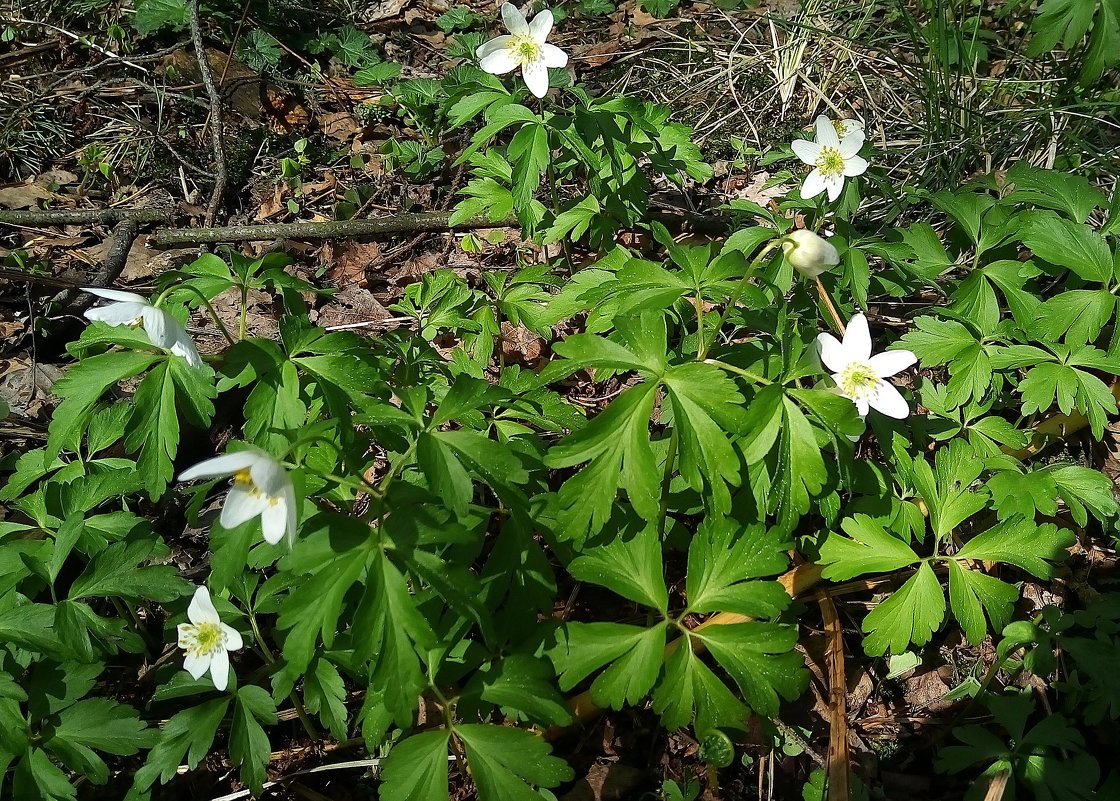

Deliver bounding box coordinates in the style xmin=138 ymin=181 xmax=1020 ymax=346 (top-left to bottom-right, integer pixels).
xmin=83 ymin=288 xmax=203 ymax=369
xmin=179 ymin=448 xmax=298 ymax=546
xmin=177 ymin=585 xmax=243 ymax=691
xmin=476 ymin=4 xmax=568 ymax=98
xmin=791 ymin=116 xmax=869 ymax=203
xmin=782 ymin=229 xmax=840 ymax=279
xmin=817 ymin=313 xmax=917 ymax=419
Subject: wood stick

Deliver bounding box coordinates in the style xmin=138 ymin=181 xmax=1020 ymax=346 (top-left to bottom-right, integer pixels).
xmin=0 ymin=208 xmax=172 ymax=226
xmin=149 ymin=211 xmax=513 ymax=245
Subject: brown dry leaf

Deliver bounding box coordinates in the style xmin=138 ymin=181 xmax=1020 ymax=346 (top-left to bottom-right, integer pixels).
xmin=319 ymin=111 xmax=362 ymax=143
xmin=577 ymin=41 xmax=624 ymax=69
xmin=903 ymin=668 xmax=954 ymax=713
xmin=37 ymin=169 xmax=79 ymax=187
xmin=0 ymin=183 xmax=54 ymax=209
xmin=254 ymin=186 xmax=288 ymax=222
xmin=312 ymin=285 xmax=391 ymax=329
xmin=357 ymin=0 xmax=412 ymax=22
xmin=501 ymin=321 xmax=544 ymax=366
xmin=559 ymin=764 xmax=643 ymax=801
xmin=322 ymin=241 xmax=383 ymax=286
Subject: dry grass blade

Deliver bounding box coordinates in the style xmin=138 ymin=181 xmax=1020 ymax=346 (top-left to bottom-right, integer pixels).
xmin=982 ymin=770 xmax=1010 ymax=801
xmin=817 ymin=589 xmax=850 ymax=801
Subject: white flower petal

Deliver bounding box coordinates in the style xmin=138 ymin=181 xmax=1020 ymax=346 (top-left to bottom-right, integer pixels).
xmin=220 ymin=483 xmax=271 ymax=530
xmin=854 ymin=397 xmax=870 ymax=417
xmin=179 ymin=451 xmax=263 ymax=481
xmin=839 ymin=130 xmax=865 ymax=158
xmin=221 ymin=623 xmax=244 ymax=651
xmin=521 ymin=58 xmax=549 ymax=98
xmin=83 ymin=287 xmax=149 ymax=304
xmin=476 ymin=34 xmax=512 ymax=59
xmin=791 ymin=138 xmax=822 ymax=165
xmin=837 ymin=118 xmax=864 ymax=138
xmin=843 ymin=154 xmax=869 ymax=177
xmin=141 ymin=306 xmax=171 ymax=349
xmin=816 ymin=333 xmax=848 ymax=373
xmin=539 ymin=42 xmax=567 ymax=68
xmin=529 ymin=8 xmax=553 ymax=41
xmin=84 ymin=301 xmax=148 ymax=325
xmin=480 ymin=46 xmax=519 ymax=74
xmin=869 ymin=349 xmax=917 ymax=378
xmin=824 ymin=174 xmax=845 ymax=202
xmin=248 ymin=455 xmax=289 ymax=498
xmin=260 ymin=501 xmax=288 ymax=545
xmin=209 ymin=649 xmax=230 ymax=691
xmin=177 ymin=623 xmax=194 ymax=648
xmin=183 ymin=651 xmax=210 ymax=680
xmin=814 ymin=115 xmax=840 ymax=148
xmin=801 ymin=169 xmax=826 ymax=199
xmin=843 ymin=313 xmax=873 ymax=363
xmin=283 ymin=481 xmax=299 ymax=546
xmin=501 ymin=2 xmax=531 ymax=35
xmin=187 ymin=586 xmax=220 ymax=625
xmin=869 ymin=380 xmax=910 ymax=419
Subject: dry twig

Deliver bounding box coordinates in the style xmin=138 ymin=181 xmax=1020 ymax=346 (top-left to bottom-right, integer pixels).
xmin=186 ymin=0 xmax=229 ymax=225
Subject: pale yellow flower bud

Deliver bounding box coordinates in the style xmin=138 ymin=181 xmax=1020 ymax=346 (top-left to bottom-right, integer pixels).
xmin=782 ymin=229 xmax=840 ymax=279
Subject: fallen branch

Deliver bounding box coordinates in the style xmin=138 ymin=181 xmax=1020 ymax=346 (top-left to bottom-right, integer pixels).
xmin=150 ymin=211 xmax=512 ymax=246
xmin=187 ymin=0 xmax=228 ymax=226
xmin=0 ymin=208 xmax=173 ymax=227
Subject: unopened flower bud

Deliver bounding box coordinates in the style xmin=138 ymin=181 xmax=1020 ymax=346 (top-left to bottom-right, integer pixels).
xmin=782 ymin=229 xmax=840 ymax=279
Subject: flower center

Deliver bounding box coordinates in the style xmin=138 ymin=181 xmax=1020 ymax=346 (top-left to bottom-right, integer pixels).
xmin=185 ymin=621 xmax=225 ymax=656
xmin=816 ymin=146 xmax=845 ymax=177
xmin=510 ymin=35 xmax=541 ymax=65
xmin=838 ymin=361 xmax=879 ymax=400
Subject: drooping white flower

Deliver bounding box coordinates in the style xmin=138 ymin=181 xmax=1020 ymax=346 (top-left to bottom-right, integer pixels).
xmin=179 ymin=448 xmax=298 ymax=546
xmin=83 ymin=288 xmax=203 ymax=369
xmin=177 ymin=585 xmax=243 ymax=691
xmin=816 ymin=313 xmax=917 ymax=419
xmin=782 ymin=229 xmax=840 ymax=279
xmin=791 ymin=116 xmax=869 ymax=203
xmin=476 ymin=4 xmax=568 ymax=99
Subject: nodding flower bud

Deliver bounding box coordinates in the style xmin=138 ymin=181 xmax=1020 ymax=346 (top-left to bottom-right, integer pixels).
xmin=782 ymin=229 xmax=840 ymax=279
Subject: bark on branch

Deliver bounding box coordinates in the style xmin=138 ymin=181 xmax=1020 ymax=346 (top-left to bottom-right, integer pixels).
xmin=0 ymin=208 xmax=173 ymax=227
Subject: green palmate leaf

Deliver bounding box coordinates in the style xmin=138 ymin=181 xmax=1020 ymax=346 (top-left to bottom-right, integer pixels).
xmin=818 ymin=515 xmax=922 ymax=580
xmin=947 ymin=561 xmax=1020 ymax=645
xmin=555 ymin=621 xmax=668 ymax=709
xmin=278 ymin=541 xmax=371 ymax=675
xmin=380 ymin=730 xmax=451 ymax=801
xmin=133 ymin=698 xmax=230 ymax=790
xmin=663 ymin=361 xmax=748 ymax=514
xmin=0 ymin=600 xmax=68 ymax=658
xmin=243 ymin=360 xmax=306 ymax=453
xmin=131 ymin=0 xmax=187 ymax=33
xmin=229 ymin=685 xmax=276 ymax=796
xmin=955 ymin=520 xmax=1074 ymax=579
xmin=1036 ymin=290 xmax=1115 ymax=346
xmin=1049 ymin=464 xmax=1120 ymax=525
xmin=68 ymin=540 xmax=191 ymax=603
xmin=43 ymin=699 xmax=155 ymax=785
xmin=771 ymin=395 xmax=827 ymax=530
xmin=1004 ymin=164 xmax=1107 ymax=224
xmin=685 ymin=518 xmax=791 ymax=617
xmin=569 ymin=523 xmax=668 ymax=612
xmin=543 ymin=195 xmax=601 ymax=245
xmin=304 ymin=658 xmax=348 ymax=740
xmin=911 ymin=439 xmax=988 ymax=541
xmin=652 ymin=639 xmax=749 ymax=732
xmin=1016 ymin=348 xmax=1117 ymax=439
xmin=418 ymin=429 xmax=528 ymax=518
xmin=123 ymin=362 xmax=179 ymax=499
xmin=471 ymin=654 xmax=573 ymax=726
xmin=547 ymin=382 xmax=660 ymax=540
xmin=1021 ymin=211 xmax=1114 ymax=283
xmin=692 ymin=622 xmax=808 ymax=717
xmin=457 ymin=724 xmax=574 ymax=800
xmin=898 ymin=317 xmax=992 ymax=403
xmin=351 ymin=549 xmax=436 ymax=726
xmin=48 ymin=351 xmax=158 ymax=456
xmin=862 ymin=562 xmax=946 ymax=656
xmin=13 ymin=747 xmax=76 ymax=801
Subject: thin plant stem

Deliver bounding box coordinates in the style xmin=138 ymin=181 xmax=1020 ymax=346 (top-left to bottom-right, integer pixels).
xmin=698 ymin=239 xmax=783 ymax=361
xmin=248 ymin=611 xmax=321 ymax=742
xmin=155 ymin=283 xmax=237 ymax=346
xmin=656 ymin=426 xmax=679 ymax=540
xmin=239 ymin=286 xmax=249 ymax=341
xmin=539 ymin=98 xmax=575 ymax=275
xmin=815 ymin=276 xmax=847 ymax=336
xmin=702 ymin=359 xmax=771 ymax=385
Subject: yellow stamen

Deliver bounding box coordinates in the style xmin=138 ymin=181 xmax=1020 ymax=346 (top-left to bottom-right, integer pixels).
xmin=817 ymin=146 xmax=845 ymax=177
xmin=186 ymin=621 xmax=224 ymax=656
xmin=839 ymin=362 xmax=878 ymax=400
xmin=510 ymin=34 xmax=541 ymax=65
